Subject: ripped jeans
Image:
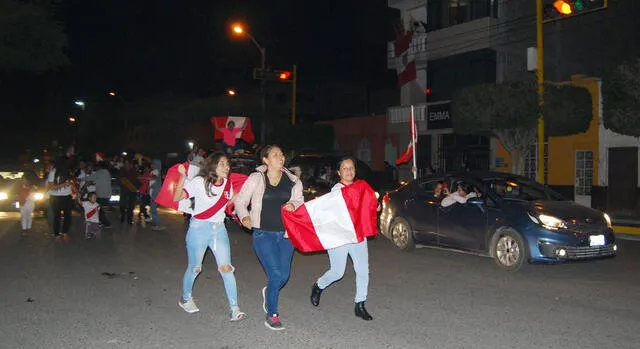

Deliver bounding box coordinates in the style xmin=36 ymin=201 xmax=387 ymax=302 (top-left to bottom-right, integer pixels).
xmin=182 ymin=219 xmax=238 ymax=310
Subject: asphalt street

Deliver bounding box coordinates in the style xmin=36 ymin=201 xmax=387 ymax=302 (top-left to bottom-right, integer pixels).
xmin=1 ymin=209 xmax=639 ymax=349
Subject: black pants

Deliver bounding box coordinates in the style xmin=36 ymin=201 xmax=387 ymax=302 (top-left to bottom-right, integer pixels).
xmin=138 ymin=194 xmax=150 ymax=219
xmin=119 ymin=191 xmax=137 ymax=223
xmin=50 ymin=195 xmax=72 ymax=236
xmin=96 ymin=198 xmax=111 ymax=226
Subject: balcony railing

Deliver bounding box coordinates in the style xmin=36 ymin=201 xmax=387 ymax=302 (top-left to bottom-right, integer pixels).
xmin=387 ymin=104 xmax=428 ymax=124
xmin=387 ymin=33 xmax=428 ymax=59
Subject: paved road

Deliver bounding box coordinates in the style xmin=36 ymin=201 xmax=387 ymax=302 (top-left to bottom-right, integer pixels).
xmin=1 ymin=210 xmax=639 ymax=349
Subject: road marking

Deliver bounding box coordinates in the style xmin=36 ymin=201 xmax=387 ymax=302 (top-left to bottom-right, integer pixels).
xmin=613 ymin=225 xmax=640 ymax=236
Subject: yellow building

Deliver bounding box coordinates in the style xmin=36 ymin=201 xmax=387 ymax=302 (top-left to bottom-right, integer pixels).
xmin=493 ymin=75 xmax=640 ymax=217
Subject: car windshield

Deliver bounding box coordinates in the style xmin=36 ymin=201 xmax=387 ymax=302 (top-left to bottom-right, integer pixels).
xmin=483 ymin=177 xmax=565 ymax=201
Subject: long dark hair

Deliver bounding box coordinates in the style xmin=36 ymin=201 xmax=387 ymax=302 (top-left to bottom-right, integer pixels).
xmin=198 ymin=152 xmax=227 ymax=197
xmin=53 ymin=157 xmax=71 ymax=185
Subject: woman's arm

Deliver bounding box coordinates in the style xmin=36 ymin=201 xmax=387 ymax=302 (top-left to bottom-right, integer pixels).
xmin=235 ymin=173 xmax=259 ymax=225
xmin=172 ymin=165 xmax=188 ymax=202
xmin=285 ymin=179 xmax=305 ymax=211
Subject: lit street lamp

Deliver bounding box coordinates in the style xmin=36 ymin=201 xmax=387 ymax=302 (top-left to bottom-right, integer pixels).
xmin=230 ymin=22 xmax=266 ymax=143
xmin=227 ymin=89 xmax=237 ymax=96
xmin=68 ymin=116 xmax=77 ymax=123
xmin=187 ymin=141 xmax=194 ymax=150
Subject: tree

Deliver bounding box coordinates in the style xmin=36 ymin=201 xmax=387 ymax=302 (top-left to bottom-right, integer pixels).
xmin=0 ymin=0 xmax=68 ymax=73
xmin=452 ymin=78 xmax=592 ymax=175
xmin=602 ymin=59 xmax=640 ymax=136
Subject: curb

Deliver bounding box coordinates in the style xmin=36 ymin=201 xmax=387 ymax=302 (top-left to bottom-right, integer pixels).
xmin=613 ymin=225 xmax=640 ymax=236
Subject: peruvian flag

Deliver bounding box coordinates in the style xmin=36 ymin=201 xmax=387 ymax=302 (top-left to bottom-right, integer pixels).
xmin=395 ymin=106 xmax=417 ymax=166
xmin=395 ymin=29 xmax=417 ymax=87
xmin=95 ymin=152 xmax=106 ymax=163
xmin=282 ymin=180 xmax=378 ymax=253
xmin=154 ymin=162 xmax=248 ymax=218
xmin=211 ymin=116 xmax=255 ymax=144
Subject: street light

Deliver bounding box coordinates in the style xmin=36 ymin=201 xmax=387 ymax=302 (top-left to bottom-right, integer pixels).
xmin=74 ymin=100 xmax=85 ymax=107
xmin=227 ymin=89 xmax=237 ymax=96
xmin=187 ymin=141 xmax=194 ymax=150
xmin=68 ymin=116 xmax=77 ymax=123
xmin=230 ymin=22 xmax=266 ymax=143
xmin=108 ymin=91 xmax=117 ymax=97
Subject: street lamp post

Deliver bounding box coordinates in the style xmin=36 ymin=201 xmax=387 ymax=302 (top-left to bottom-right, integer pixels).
xmin=536 ymin=0 xmax=545 ymax=184
xmin=232 ymin=23 xmax=267 ymax=144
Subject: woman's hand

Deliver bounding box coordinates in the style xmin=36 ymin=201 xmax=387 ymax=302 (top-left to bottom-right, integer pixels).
xmin=283 ymin=203 xmax=295 ymax=212
xmin=241 ymin=216 xmax=252 ymax=229
xmin=177 ymin=164 xmax=187 ymax=176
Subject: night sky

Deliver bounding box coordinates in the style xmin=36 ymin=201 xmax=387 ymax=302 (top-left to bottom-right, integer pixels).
xmin=0 ymin=0 xmax=397 ymax=159
xmin=62 ymin=0 xmax=395 ymax=98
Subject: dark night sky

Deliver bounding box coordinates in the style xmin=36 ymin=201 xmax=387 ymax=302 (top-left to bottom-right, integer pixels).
xmin=61 ymin=0 xmax=396 ymax=99
xmin=0 ymin=0 xmax=398 ymax=160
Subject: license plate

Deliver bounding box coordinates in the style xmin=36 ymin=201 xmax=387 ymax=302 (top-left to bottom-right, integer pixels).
xmin=589 ymin=234 xmax=605 ymax=246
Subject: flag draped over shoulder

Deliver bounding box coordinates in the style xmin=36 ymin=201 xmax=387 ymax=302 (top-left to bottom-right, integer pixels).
xmin=154 ymin=162 xmax=248 ymax=219
xmin=211 ymin=116 xmax=255 ymax=144
xmin=282 ymin=180 xmax=378 ymax=252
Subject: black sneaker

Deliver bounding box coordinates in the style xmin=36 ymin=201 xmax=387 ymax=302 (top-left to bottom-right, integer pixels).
xmin=264 ymin=314 xmax=285 ymax=331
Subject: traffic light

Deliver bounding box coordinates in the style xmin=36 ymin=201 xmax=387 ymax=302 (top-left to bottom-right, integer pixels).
xmin=543 ymin=0 xmax=607 ymax=22
xmin=253 ymin=68 xmax=294 ymax=82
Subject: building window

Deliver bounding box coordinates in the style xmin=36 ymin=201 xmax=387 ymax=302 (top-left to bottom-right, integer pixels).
xmin=430 ymin=0 xmax=498 ymax=30
xmin=575 ymin=150 xmax=594 ymax=196
xmin=357 ymin=138 xmax=372 ymax=165
xmin=524 ymin=142 xmax=548 ymax=183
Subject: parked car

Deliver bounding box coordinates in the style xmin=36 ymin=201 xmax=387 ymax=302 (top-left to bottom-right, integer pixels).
xmin=379 ymin=171 xmax=617 ymax=271
xmin=287 ymin=153 xmax=385 ymax=201
xmin=0 ymin=169 xmax=46 ymax=212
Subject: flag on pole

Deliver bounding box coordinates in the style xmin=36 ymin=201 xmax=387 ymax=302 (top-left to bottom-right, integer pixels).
xmin=211 ymin=116 xmax=255 ymax=144
xmin=95 ymin=152 xmax=106 ymax=162
xmin=281 ymin=180 xmax=378 ymax=252
xmin=395 ymin=105 xmax=417 ymax=166
xmin=394 ymin=29 xmax=417 ymax=87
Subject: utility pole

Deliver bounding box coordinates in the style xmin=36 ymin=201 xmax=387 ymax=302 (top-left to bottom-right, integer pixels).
xmin=536 ymin=0 xmax=545 ymax=184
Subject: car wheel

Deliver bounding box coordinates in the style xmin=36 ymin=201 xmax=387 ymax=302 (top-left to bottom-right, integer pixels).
xmin=491 ymin=229 xmax=528 ymax=271
xmin=390 ymin=217 xmax=415 ymax=251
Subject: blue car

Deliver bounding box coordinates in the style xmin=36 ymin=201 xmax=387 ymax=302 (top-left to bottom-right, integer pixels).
xmin=379 ymin=172 xmax=617 ymax=271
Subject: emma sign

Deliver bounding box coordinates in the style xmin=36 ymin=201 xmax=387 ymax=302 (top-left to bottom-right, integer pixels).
xmin=427 ymin=102 xmax=452 ymax=130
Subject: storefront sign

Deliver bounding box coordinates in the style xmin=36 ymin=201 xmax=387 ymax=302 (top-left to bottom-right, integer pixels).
xmin=427 ymin=102 xmax=452 ymax=130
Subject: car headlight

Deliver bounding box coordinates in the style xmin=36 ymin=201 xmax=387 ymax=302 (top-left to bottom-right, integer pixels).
xmin=536 ymin=214 xmax=567 ymax=230
xmin=603 ymin=213 xmax=612 ymax=228
xmin=33 ymin=193 xmax=44 ymax=201
xmin=0 ymin=192 xmax=7 ymax=200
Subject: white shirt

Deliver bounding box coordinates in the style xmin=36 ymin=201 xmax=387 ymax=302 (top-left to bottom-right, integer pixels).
xmin=441 ymin=192 xmax=478 ymax=208
xmin=181 ymin=176 xmax=233 ymax=222
xmin=47 ymin=169 xmax=72 ymax=196
xmin=82 ymin=201 xmax=100 ymax=223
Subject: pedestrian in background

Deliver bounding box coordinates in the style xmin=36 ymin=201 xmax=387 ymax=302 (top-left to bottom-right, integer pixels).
xmin=19 ymin=176 xmax=36 ymax=237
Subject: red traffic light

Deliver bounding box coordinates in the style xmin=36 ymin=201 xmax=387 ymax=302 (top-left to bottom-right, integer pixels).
xmin=279 ymin=71 xmax=292 ymax=80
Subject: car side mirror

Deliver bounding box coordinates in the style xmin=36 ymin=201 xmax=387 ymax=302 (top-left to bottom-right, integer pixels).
xmin=467 ymin=197 xmax=484 ymax=205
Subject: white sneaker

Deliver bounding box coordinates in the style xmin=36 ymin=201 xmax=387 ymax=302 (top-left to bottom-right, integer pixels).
xmin=178 ymin=297 xmax=199 ymax=314
xmin=229 ymin=306 xmax=246 ymax=322
xmin=262 ymin=287 xmax=267 ymax=314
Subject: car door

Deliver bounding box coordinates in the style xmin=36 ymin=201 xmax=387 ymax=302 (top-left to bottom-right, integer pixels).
xmin=437 ymin=179 xmax=488 ymax=251
xmin=405 ymin=179 xmax=442 ymax=245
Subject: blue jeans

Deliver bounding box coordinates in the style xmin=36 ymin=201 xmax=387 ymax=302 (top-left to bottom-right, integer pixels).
xmin=317 ymin=239 xmax=369 ymax=302
xmin=252 ymin=229 xmax=294 ymax=315
xmin=150 ymin=199 xmax=162 ymax=226
xmin=182 ymin=219 xmax=238 ymax=310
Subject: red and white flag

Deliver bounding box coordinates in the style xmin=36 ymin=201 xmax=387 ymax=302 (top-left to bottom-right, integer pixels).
xmin=282 ymin=180 xmax=378 ymax=252
xmin=154 ymin=162 xmax=248 ymax=219
xmin=394 ymin=29 xmax=417 ymax=87
xmin=95 ymin=152 xmax=106 ymax=162
xmin=395 ymin=106 xmax=417 ymax=166
xmin=211 ymin=116 xmax=255 ymax=144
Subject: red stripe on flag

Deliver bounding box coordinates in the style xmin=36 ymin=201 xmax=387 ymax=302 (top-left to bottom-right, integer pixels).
xmin=86 ymin=207 xmax=98 ymax=218
xmin=282 ymin=204 xmax=324 ymax=252
xmin=154 ymin=162 xmax=190 ymax=210
xmin=341 ymin=181 xmax=378 ymax=240
xmin=398 ymin=61 xmax=417 ymax=87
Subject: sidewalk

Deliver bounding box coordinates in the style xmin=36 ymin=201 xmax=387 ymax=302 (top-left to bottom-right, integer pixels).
xmin=612 ymin=216 xmax=640 ymax=238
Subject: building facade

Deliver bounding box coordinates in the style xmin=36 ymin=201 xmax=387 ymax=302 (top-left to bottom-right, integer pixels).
xmin=387 ymin=0 xmax=499 ymax=177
